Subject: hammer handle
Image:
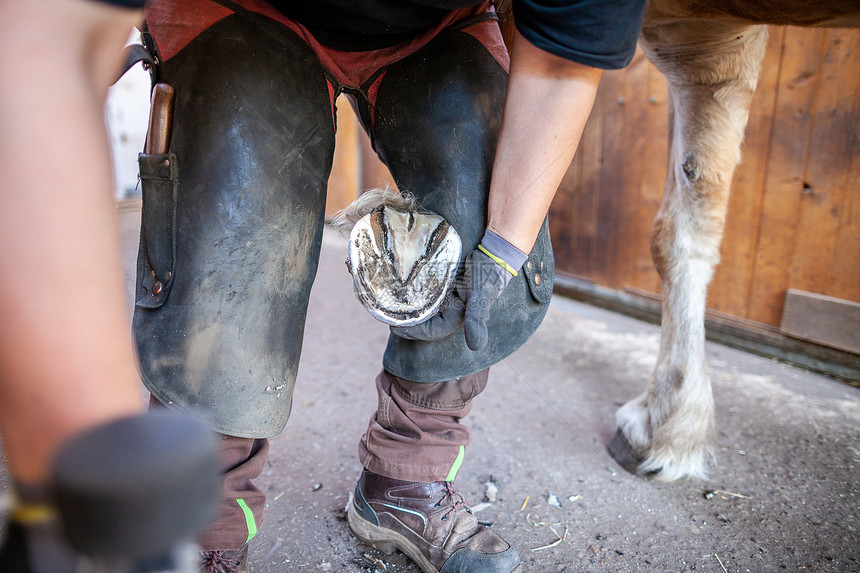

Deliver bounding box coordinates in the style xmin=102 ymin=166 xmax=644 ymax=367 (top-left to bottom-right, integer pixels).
xmin=144 ymin=83 xmax=175 ymax=155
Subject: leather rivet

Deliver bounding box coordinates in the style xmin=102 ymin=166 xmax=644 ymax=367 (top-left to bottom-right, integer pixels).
xmin=163 ymin=159 xmax=170 ymax=167
xmin=153 ymin=281 xmax=163 ymax=295
xmin=526 ymin=260 xmax=534 ymax=270
xmin=151 ymin=269 xmax=156 ymax=277
xmin=166 ymin=270 xmax=172 ymax=280
xmin=534 ymin=273 xmax=542 ymax=286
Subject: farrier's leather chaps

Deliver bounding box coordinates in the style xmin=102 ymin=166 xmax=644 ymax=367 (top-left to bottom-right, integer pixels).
xmin=133 ymin=13 xmax=553 ymax=438
xmin=134 ymin=14 xmax=335 ymax=438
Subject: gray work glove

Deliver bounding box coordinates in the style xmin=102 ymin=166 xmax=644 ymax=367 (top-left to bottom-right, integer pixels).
xmin=391 ymin=229 xmax=527 ymax=351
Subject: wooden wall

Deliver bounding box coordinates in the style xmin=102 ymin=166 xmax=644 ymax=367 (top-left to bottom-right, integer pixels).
xmin=550 ymin=26 xmax=860 ymax=333
xmin=325 ymin=97 xmax=395 ymax=217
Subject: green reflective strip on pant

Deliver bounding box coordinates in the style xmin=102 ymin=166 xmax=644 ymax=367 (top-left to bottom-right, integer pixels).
xmin=445 ymin=445 xmax=465 ymax=482
xmin=236 ymin=498 xmax=257 ymax=543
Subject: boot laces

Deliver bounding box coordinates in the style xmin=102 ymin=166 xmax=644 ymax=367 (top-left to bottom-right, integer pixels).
xmin=440 ymin=481 xmax=471 ymax=521
xmin=201 ymin=550 xmax=240 ymax=573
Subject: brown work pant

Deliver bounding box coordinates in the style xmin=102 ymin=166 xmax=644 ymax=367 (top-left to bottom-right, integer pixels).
xmin=182 ymin=368 xmax=487 ymax=551
xmin=358 ymin=369 xmax=489 ymax=483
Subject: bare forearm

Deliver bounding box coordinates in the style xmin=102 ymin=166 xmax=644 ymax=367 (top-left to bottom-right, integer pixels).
xmin=487 ymin=31 xmax=602 ymax=254
xmin=0 ymin=0 xmax=144 ymax=482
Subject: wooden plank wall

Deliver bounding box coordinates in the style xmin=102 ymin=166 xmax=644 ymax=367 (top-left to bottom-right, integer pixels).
xmin=325 ymin=96 xmax=396 ymax=218
xmin=550 ymin=26 xmax=860 ymax=330
xmin=325 ymin=98 xmax=360 ymax=216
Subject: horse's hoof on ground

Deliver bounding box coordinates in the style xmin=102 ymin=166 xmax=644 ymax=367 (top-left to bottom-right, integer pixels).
xmin=607 ymin=428 xmax=646 ymax=475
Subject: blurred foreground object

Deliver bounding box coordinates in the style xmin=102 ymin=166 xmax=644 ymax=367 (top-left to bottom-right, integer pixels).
xmin=0 ymin=411 xmax=219 ymax=573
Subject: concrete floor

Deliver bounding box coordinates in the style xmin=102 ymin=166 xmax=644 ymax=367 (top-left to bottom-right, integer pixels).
xmin=2 ymin=200 xmax=858 ymax=572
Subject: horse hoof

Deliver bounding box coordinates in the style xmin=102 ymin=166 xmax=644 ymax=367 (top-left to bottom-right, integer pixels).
xmin=607 ymin=428 xmax=646 ymax=475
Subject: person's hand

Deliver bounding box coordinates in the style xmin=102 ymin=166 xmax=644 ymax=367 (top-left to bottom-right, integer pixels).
xmin=391 ymin=229 xmax=527 ymax=351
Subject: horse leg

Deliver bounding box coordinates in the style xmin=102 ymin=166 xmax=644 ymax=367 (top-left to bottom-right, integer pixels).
xmin=609 ymin=20 xmax=769 ymax=481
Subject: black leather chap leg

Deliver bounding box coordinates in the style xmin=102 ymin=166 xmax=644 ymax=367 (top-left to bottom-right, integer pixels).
xmin=133 ymin=13 xmax=336 ymax=438
xmin=372 ymin=28 xmax=555 ymax=383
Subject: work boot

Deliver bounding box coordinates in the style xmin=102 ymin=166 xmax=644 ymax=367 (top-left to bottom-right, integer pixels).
xmin=348 ymin=469 xmax=521 ymax=573
xmin=200 ymin=545 xmax=248 ymax=573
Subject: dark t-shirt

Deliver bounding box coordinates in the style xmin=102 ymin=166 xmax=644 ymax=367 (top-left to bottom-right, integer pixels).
xmin=99 ymin=0 xmax=646 ymax=69
xmin=271 ymin=0 xmax=646 ymax=69
xmin=271 ymin=0 xmax=472 ymax=37
xmin=513 ymin=0 xmax=646 ymax=69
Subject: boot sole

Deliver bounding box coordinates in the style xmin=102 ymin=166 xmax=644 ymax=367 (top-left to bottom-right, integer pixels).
xmin=348 ymin=498 xmax=440 ymax=573
xmin=347 ymin=501 xmax=523 ymax=573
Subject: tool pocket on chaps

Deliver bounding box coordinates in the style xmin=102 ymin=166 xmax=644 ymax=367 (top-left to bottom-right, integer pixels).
xmin=521 ymin=220 xmax=554 ymax=305
xmin=135 ymin=152 xmax=178 ymax=309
